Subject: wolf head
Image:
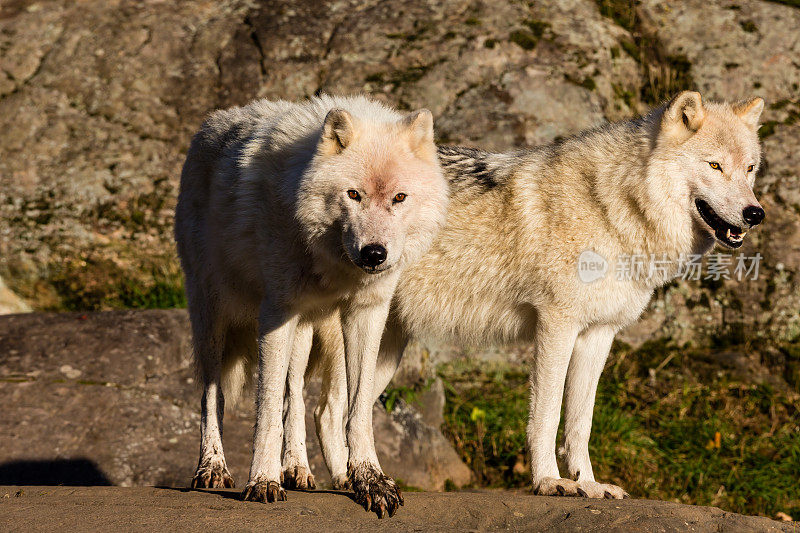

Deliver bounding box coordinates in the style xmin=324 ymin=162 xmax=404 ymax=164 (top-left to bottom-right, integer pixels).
xmin=297 ymin=106 xmax=448 ymax=275
xmin=659 ymin=91 xmax=765 ymax=249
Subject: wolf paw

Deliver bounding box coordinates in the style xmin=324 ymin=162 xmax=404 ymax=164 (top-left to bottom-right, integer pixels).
xmin=350 ymin=463 xmax=404 ymax=518
xmin=191 ymin=463 xmax=235 ymax=489
xmin=282 ymin=464 xmax=316 ymax=490
xmin=532 ymin=477 xmax=581 ymax=496
xmin=241 ymin=480 xmax=286 ymax=503
xmin=575 ymin=480 xmax=629 ymax=499
xmin=533 ymin=477 xmax=630 ymax=499
xmin=330 ymin=473 xmax=351 ymax=491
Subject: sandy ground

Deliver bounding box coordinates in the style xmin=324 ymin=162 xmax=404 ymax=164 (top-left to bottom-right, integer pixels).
xmin=0 ymin=486 xmax=791 ymax=532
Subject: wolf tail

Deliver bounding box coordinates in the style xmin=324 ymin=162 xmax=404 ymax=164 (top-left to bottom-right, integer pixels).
xmin=219 ymin=325 xmax=257 ymax=409
xmin=220 ymin=357 xmax=248 ymax=409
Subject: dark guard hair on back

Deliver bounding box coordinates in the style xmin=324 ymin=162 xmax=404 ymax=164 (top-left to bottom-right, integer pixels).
xmin=437 ymin=145 xmax=506 ymax=191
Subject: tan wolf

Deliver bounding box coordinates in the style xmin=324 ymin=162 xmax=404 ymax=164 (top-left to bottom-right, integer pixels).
xmin=174 ymin=95 xmax=449 ymax=509
xmin=292 ymin=91 xmax=765 ymax=511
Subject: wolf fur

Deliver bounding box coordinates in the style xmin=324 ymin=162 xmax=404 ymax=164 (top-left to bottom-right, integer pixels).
xmin=174 ymin=94 xmax=448 ymax=508
xmin=294 ymin=91 xmax=765 ymax=504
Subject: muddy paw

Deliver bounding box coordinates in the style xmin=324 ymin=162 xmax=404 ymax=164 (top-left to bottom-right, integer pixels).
xmin=330 ymin=474 xmax=351 ymax=491
xmin=282 ymin=464 xmax=316 ymax=490
xmin=350 ymin=463 xmax=404 ymax=518
xmin=191 ymin=464 xmax=235 ymax=489
xmin=241 ymin=480 xmax=286 ymax=503
xmin=532 ymin=477 xmax=582 ymax=496
xmin=576 ymin=480 xmax=629 ymax=499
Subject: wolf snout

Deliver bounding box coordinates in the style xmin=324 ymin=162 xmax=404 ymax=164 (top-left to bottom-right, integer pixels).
xmin=742 ymin=205 xmax=765 ymax=227
xmin=360 ymin=244 xmax=387 ymax=268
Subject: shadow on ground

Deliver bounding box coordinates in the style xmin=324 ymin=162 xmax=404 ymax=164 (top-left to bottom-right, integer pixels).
xmin=156 ymin=485 xmax=357 ymax=503
xmin=0 ymin=458 xmax=112 ymax=486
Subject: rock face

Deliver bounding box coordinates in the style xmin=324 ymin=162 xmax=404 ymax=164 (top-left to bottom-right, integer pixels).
xmin=0 ymin=310 xmax=470 ymax=491
xmin=0 ymin=486 xmax=792 ymax=532
xmin=0 ymin=0 xmax=798 ymax=353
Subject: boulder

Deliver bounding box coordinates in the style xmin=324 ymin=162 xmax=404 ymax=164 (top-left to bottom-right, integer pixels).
xmin=0 ymin=310 xmax=470 ymax=490
xmin=0 ymin=486 xmax=791 ymax=532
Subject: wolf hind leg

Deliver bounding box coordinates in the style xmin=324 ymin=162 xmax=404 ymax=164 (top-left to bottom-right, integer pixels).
xmin=281 ymin=321 xmax=316 ymax=490
xmin=192 ymin=367 xmax=235 ymax=488
xmin=372 ymin=317 xmax=410 ymax=405
xmin=311 ymin=310 xmax=349 ymax=489
xmin=191 ymin=311 xmax=245 ymax=489
xmin=560 ymin=324 xmax=628 ymax=499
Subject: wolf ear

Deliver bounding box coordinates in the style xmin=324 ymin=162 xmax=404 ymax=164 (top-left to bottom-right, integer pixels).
xmin=732 ymin=97 xmax=764 ymax=130
xmin=663 ymin=91 xmax=705 ymax=138
xmin=400 ymin=109 xmax=436 ymax=161
xmin=320 ymin=108 xmax=358 ymax=155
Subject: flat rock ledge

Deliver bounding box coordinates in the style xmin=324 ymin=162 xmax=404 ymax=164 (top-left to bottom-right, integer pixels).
xmin=0 ymin=486 xmax=790 ymax=532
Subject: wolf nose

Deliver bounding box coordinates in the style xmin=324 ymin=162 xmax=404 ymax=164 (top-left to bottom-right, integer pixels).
xmin=360 ymin=244 xmax=387 ymax=268
xmin=742 ymin=205 xmax=765 ymax=227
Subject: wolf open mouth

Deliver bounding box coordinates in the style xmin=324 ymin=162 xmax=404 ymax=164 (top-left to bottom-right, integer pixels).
xmin=695 ymin=199 xmax=746 ymax=249
xmin=352 ymin=261 xmax=390 ymax=274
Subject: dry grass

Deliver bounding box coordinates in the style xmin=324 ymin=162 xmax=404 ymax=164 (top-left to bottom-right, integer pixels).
xmin=595 ymin=0 xmax=695 ymax=106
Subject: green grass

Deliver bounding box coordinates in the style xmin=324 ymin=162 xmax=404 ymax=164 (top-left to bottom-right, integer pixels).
xmin=383 ymin=384 xmax=422 ymax=413
xmin=523 ymin=19 xmax=550 ymax=39
xmin=364 ymin=61 xmax=442 ymax=88
xmin=439 ymin=361 xmax=530 ymax=486
xmin=48 ymin=255 xmax=186 ymax=311
xmin=509 ymin=29 xmax=538 ymax=50
xmin=393 ymin=478 xmax=425 ymax=492
xmin=766 ymin=0 xmax=800 ymax=7
xmin=440 ymin=340 xmax=800 ymax=517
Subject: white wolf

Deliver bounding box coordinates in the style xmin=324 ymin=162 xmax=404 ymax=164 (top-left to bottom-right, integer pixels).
xmin=291 ymin=91 xmax=765 ymax=509
xmin=174 ymin=95 xmax=449 ymax=510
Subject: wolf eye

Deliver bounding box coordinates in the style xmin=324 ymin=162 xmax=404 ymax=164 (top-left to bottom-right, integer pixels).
xmin=393 ymin=193 xmax=407 ymax=204
xmin=708 ymin=161 xmax=722 ymax=171
xmin=747 ymin=164 xmax=755 ymax=173
xmin=347 ymin=189 xmax=361 ymax=201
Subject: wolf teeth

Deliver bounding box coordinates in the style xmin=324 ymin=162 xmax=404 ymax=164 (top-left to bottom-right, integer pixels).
xmin=727 ymin=229 xmax=746 ymax=242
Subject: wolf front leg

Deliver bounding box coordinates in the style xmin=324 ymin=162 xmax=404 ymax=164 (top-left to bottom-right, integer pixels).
xmin=281 ymin=321 xmax=316 ymax=490
xmin=528 ymin=316 xmax=581 ymax=496
xmin=242 ymin=304 xmax=299 ymax=504
xmin=342 ymin=296 xmax=403 ymax=518
xmin=561 ymin=324 xmax=628 ymax=499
